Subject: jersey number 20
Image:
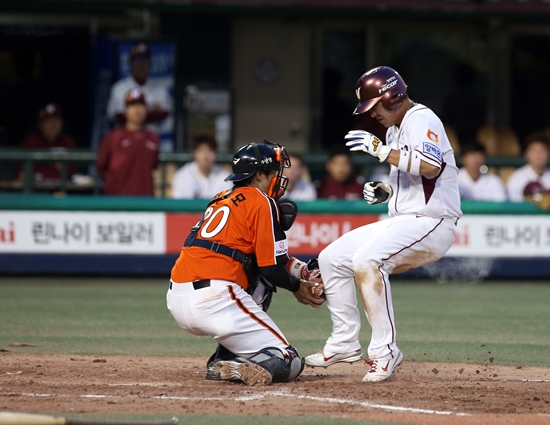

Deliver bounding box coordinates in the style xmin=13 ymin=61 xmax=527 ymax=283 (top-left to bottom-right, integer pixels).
xmin=200 ymin=206 xmax=230 ymax=239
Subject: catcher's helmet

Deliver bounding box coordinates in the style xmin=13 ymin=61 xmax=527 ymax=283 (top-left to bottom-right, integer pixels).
xmin=225 ymin=141 xmax=291 ymax=199
xmin=353 ymin=66 xmax=407 ymax=115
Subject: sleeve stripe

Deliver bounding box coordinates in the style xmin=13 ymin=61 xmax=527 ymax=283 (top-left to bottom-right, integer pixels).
xmin=257 ymin=189 xmax=287 ymax=265
xmin=416 ymin=150 xmax=441 ymax=167
xmin=268 ymin=197 xmax=280 ymax=223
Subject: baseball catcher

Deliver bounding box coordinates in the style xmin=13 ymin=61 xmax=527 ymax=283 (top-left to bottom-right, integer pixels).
xmin=167 ymin=141 xmax=325 ymax=386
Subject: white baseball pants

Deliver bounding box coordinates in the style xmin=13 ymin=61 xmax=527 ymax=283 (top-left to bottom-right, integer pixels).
xmin=167 ymin=279 xmax=290 ymax=358
xmin=319 ymin=215 xmax=456 ymax=360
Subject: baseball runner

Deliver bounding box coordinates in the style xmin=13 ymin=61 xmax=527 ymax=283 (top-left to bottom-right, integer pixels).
xmin=167 ymin=141 xmax=325 ymax=386
xmin=304 ymin=66 xmax=462 ymax=382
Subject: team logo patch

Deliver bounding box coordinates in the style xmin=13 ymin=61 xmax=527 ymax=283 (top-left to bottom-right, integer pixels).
xmin=427 ymin=129 xmax=439 ymax=143
xmin=275 ymin=239 xmax=288 ymax=256
xmin=423 ymin=142 xmax=442 ymax=162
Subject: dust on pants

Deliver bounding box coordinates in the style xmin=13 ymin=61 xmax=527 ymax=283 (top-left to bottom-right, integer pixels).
xmin=318 ymin=215 xmax=456 ymax=359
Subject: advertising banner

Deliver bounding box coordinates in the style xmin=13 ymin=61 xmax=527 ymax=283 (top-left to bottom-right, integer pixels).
xmin=163 ymin=213 xmax=379 ymax=255
xmin=285 ymin=214 xmax=379 ymax=255
xmin=448 ymin=215 xmax=550 ymax=257
xmin=2 ymin=212 xmax=550 ymax=258
xmin=165 ymin=212 xmax=203 ymax=253
xmin=0 ymin=211 xmax=165 ymax=254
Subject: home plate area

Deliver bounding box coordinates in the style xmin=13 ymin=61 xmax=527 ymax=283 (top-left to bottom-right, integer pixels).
xmin=1 ymin=354 xmax=549 ymax=425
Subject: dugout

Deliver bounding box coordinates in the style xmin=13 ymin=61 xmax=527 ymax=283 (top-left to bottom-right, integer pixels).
xmin=1 ymin=1 xmax=550 ymax=279
xmin=1 ymin=1 xmax=550 ymax=156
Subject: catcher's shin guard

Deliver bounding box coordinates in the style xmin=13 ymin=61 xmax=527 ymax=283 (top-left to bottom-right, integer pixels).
xmin=281 ymin=346 xmax=305 ymax=382
xmin=243 ymin=346 xmax=304 ymax=383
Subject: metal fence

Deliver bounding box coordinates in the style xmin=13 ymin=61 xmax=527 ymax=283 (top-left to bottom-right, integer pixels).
xmin=0 ymin=149 xmax=527 ymax=197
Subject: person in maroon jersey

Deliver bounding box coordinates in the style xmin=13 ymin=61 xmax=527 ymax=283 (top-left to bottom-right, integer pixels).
xmin=96 ymin=88 xmax=159 ymax=196
xmin=317 ymin=147 xmax=364 ymax=200
xmin=20 ymin=103 xmax=78 ymax=181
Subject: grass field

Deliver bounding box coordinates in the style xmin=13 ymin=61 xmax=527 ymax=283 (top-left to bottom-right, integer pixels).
xmin=1 ymin=277 xmax=549 ymax=366
xmin=1 ymin=276 xmax=549 ymax=424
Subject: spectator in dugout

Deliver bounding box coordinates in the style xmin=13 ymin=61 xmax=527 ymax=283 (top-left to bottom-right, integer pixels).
xmin=457 ymin=142 xmax=507 ymax=202
xmin=106 ymin=42 xmax=171 ymax=132
xmin=96 ymin=88 xmax=159 ymax=196
xmin=171 ymin=135 xmax=232 ymax=199
xmin=280 ymin=153 xmax=317 ymax=201
xmin=20 ymin=103 xmax=77 ymax=182
xmin=316 ymin=147 xmax=364 ymax=200
xmin=507 ymin=132 xmax=550 ymax=202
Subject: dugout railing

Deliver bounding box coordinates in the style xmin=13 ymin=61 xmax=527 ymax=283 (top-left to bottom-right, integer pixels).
xmin=0 ymin=149 xmax=531 ymax=197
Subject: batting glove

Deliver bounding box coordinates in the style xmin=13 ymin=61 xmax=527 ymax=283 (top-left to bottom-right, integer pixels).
xmin=345 ymin=130 xmax=392 ymax=162
xmin=363 ymin=181 xmax=393 ymax=204
xmin=286 ymin=257 xmax=323 ymax=284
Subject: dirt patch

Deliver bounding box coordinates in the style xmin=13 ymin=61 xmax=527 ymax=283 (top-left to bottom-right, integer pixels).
xmin=1 ymin=353 xmax=549 ymax=424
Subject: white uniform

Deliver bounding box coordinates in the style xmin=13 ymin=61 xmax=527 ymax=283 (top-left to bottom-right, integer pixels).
xmin=457 ymin=168 xmax=507 ymax=201
xmin=506 ymin=164 xmax=550 ymax=202
xmin=106 ymin=75 xmax=173 ymax=139
xmin=319 ymin=104 xmax=462 ymax=360
xmin=171 ymin=162 xmax=231 ymax=199
xmin=281 ymin=179 xmax=317 ymax=201
xmin=167 ymin=279 xmax=290 ymax=356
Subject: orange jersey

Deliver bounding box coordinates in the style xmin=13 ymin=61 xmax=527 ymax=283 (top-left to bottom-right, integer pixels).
xmin=171 ymin=186 xmax=289 ymax=290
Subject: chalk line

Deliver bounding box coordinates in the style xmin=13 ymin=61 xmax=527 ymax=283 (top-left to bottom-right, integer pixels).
xmin=1 ymin=389 xmax=470 ymax=416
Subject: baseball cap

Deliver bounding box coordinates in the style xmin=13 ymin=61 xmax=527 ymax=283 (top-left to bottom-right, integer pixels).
xmin=130 ymin=43 xmax=151 ymax=62
xmin=38 ymin=103 xmax=62 ymax=121
xmin=125 ymin=88 xmax=146 ymax=106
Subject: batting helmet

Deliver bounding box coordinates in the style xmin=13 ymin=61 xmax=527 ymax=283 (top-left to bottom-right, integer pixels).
xmin=225 ymin=141 xmax=291 ymax=199
xmin=353 ymin=66 xmax=408 ymax=115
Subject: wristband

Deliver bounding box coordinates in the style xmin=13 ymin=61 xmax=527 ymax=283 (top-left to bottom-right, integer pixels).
xmin=286 ymin=257 xmax=306 ymax=279
xmin=397 ymin=150 xmax=409 ymax=173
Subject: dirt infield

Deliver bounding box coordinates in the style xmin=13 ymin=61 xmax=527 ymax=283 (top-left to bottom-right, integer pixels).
xmin=1 ymin=353 xmax=549 ymax=425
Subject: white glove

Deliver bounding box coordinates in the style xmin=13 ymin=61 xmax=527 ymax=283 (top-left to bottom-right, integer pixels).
xmin=363 ymin=181 xmax=393 ymax=204
xmin=345 ymin=130 xmax=392 ymax=162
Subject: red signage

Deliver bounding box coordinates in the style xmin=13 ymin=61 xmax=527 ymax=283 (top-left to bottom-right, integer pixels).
xmin=0 ymin=221 xmax=15 ymax=244
xmin=165 ymin=212 xmax=379 ymax=255
xmin=165 ymin=213 xmax=203 ymax=254
xmin=286 ymin=214 xmax=379 ymax=255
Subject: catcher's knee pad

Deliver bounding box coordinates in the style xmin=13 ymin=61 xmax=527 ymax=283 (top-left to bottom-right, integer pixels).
xmin=245 ymin=346 xmax=304 ymax=383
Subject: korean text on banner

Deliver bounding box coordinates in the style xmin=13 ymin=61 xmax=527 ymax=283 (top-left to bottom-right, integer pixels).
xmin=0 ymin=211 xmax=165 ymax=254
